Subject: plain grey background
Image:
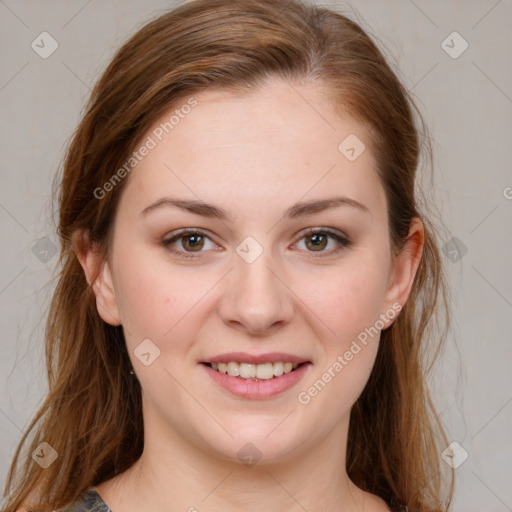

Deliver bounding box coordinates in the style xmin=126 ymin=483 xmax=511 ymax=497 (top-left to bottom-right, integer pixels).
xmin=1 ymin=1 xmax=511 ymax=510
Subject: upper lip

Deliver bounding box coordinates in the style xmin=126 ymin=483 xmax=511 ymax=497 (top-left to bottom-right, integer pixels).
xmin=201 ymin=352 xmax=311 ymax=364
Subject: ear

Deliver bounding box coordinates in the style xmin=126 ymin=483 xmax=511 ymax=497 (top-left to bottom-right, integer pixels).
xmin=72 ymin=229 xmax=122 ymax=326
xmin=381 ymin=217 xmax=424 ymax=329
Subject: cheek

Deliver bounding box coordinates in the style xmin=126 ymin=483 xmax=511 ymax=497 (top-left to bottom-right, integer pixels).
xmin=113 ymin=246 xmax=213 ymax=345
xmin=296 ymin=268 xmax=385 ymax=420
xmin=308 ymin=339 xmax=379 ymax=418
xmin=293 ymin=256 xmax=390 ymax=343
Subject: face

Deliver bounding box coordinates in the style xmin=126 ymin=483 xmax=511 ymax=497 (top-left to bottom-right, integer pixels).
xmin=80 ymin=78 xmax=421 ymax=466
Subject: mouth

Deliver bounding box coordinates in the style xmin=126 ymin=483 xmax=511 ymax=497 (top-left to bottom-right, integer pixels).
xmin=199 ymin=353 xmax=312 ymax=399
xmin=202 ymin=361 xmax=308 ymax=381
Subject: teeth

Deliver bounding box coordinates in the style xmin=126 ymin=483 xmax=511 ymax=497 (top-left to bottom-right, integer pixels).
xmin=209 ymin=361 xmax=302 ymax=380
xmin=227 ymin=361 xmax=239 ymax=376
xmin=273 ymin=361 xmax=284 ymax=376
xmin=256 ymin=363 xmax=274 ymax=380
xmin=239 ymin=363 xmax=256 ymax=378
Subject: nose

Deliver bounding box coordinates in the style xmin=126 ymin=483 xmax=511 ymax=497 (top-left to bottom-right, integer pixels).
xmin=218 ymin=248 xmax=294 ymax=335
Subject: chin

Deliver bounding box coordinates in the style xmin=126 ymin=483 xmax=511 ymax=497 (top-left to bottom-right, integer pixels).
xmin=199 ymin=420 xmax=309 ymax=466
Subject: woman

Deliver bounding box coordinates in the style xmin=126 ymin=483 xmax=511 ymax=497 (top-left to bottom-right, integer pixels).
xmin=3 ymin=0 xmax=454 ymax=511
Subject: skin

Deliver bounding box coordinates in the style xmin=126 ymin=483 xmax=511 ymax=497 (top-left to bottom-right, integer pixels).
xmin=76 ymin=77 xmax=423 ymax=512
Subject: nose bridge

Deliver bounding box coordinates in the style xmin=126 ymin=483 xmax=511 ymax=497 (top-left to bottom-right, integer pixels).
xmin=219 ymin=234 xmax=293 ymax=333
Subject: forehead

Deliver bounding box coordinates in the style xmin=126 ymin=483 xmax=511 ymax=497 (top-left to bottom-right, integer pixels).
xmin=118 ymin=79 xmax=384 ymax=218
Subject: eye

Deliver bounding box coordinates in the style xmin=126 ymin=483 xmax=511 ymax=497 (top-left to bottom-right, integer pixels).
xmin=162 ymin=227 xmax=350 ymax=259
xmin=162 ymin=228 xmax=218 ymax=259
xmin=293 ymin=228 xmax=351 ymax=257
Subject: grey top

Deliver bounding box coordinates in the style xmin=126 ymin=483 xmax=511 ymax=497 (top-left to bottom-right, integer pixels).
xmin=63 ymin=487 xmax=408 ymax=511
xmin=62 ymin=488 xmax=111 ymax=512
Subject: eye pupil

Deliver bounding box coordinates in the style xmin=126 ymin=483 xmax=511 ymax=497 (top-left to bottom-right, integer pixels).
xmin=306 ymin=233 xmax=327 ymax=251
xmin=183 ymin=234 xmax=204 ymax=251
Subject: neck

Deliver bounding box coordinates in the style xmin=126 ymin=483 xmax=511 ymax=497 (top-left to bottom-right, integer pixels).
xmin=97 ymin=408 xmax=373 ymax=512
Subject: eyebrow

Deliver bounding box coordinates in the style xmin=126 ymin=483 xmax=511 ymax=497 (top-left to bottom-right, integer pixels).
xmin=140 ymin=196 xmax=370 ymax=220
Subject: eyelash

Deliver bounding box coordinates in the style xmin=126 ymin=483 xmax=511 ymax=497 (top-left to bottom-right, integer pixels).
xmin=162 ymin=227 xmax=351 ymax=259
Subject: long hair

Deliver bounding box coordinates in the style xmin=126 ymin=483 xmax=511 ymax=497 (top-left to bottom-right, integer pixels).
xmin=3 ymin=1 xmax=453 ymax=510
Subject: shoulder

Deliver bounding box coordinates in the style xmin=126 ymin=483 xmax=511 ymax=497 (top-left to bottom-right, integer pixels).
xmin=11 ymin=488 xmax=111 ymax=512
xmin=59 ymin=488 xmax=111 ymax=512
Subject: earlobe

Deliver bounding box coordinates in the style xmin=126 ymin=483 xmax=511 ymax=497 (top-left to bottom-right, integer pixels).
xmin=72 ymin=229 xmax=122 ymax=326
xmin=383 ymin=217 xmax=424 ymax=328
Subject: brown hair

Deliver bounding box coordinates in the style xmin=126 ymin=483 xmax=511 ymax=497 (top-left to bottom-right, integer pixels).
xmin=3 ymin=1 xmax=453 ymax=510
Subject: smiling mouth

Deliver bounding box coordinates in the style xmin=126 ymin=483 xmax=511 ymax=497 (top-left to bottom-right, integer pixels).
xmin=202 ymin=361 xmax=308 ymax=381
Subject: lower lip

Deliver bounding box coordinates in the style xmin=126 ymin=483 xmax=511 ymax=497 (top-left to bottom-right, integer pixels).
xmin=201 ymin=363 xmax=312 ymax=399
